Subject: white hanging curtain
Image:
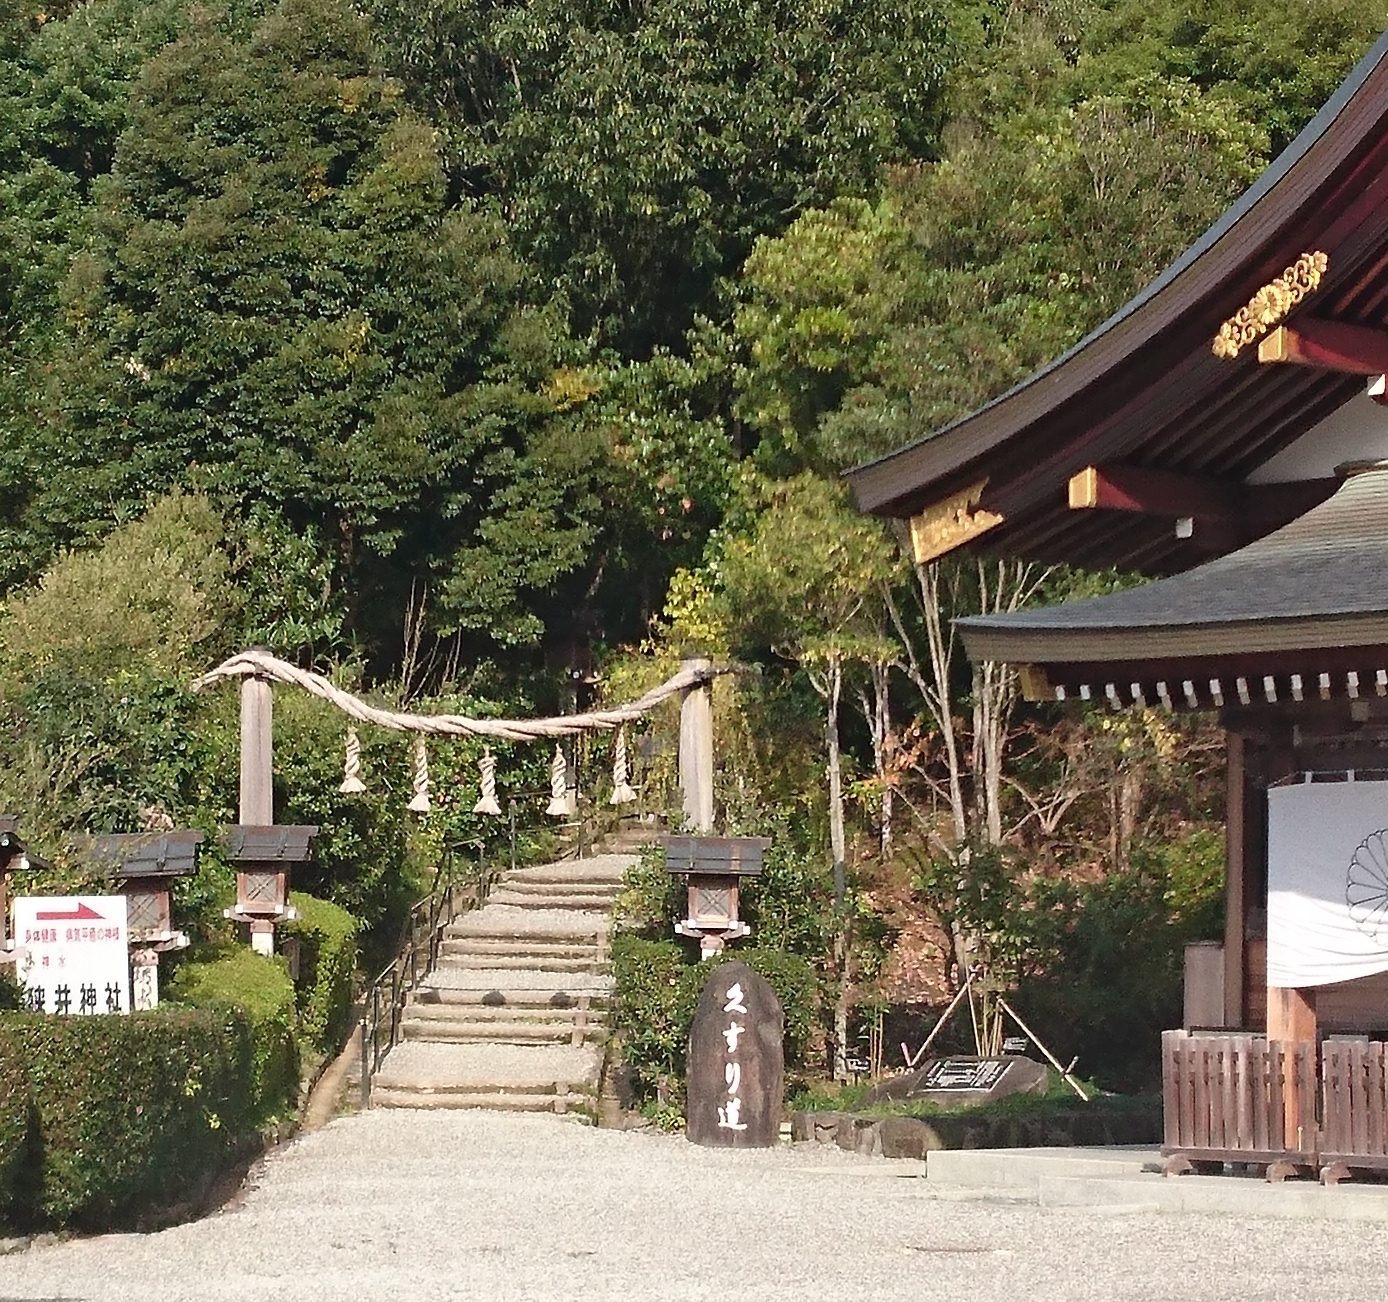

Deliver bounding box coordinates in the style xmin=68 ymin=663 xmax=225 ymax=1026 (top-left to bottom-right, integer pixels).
xmin=1267 ymin=776 xmax=1388 ymax=986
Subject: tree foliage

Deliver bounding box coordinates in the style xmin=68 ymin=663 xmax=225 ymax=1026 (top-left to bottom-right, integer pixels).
xmin=372 ymin=0 xmax=952 ymax=353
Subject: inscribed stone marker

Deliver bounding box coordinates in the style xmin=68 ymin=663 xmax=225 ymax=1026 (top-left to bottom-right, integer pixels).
xmin=686 ymin=960 xmax=784 ymax=1147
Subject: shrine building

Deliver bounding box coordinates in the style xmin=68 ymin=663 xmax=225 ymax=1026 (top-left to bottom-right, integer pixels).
xmin=847 ymin=28 xmax=1388 ymax=1177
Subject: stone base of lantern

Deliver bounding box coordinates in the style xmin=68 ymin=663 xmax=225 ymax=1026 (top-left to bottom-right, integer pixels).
xmin=224 ymin=903 xmax=299 ymax=956
xmin=677 ymin=919 xmax=751 ymax=960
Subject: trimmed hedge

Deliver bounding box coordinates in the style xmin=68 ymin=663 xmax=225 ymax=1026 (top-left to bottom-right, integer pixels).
xmin=166 ymin=947 xmax=299 ymax=1122
xmin=283 ymin=892 xmax=359 ymax=1056
xmin=0 ymin=1009 xmax=258 ymax=1230
xmin=611 ymin=936 xmax=819 ymax=1102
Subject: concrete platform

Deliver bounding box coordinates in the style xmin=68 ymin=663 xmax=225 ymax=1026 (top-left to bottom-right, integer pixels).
xmin=927 ymin=1145 xmax=1158 ymax=1190
xmin=925 ymin=1146 xmax=1388 ymax=1222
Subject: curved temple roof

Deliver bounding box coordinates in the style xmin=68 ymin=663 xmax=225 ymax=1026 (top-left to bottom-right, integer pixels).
xmin=846 ymin=27 xmax=1388 ymax=576
xmin=959 ymin=468 xmax=1388 ymax=708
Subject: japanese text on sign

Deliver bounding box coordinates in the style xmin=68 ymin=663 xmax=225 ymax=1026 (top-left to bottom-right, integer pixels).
xmin=718 ymin=981 xmax=749 ymax=1132
xmin=13 ymin=896 xmax=131 ymax=1016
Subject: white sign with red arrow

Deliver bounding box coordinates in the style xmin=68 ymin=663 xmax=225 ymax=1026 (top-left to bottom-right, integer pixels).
xmin=13 ymin=895 xmax=130 ymax=1015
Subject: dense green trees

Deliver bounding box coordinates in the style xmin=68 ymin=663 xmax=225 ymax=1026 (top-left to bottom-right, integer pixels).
xmin=5 ymin=0 xmax=1388 ymax=1084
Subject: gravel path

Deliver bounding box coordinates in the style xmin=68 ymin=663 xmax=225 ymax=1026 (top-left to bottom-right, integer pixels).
xmin=6 ymin=1111 xmax=1388 ymax=1302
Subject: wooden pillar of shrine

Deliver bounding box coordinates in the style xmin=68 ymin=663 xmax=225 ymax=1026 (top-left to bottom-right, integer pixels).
xmin=239 ymin=672 xmax=275 ymax=955
xmin=1268 ymin=984 xmax=1318 ymax=1150
xmin=1222 ymin=731 xmax=1246 ymax=1029
xmin=679 ymin=657 xmax=715 ymax=834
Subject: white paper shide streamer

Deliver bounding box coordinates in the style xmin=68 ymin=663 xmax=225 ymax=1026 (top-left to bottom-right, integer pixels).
xmin=546 ymin=744 xmax=575 ymax=817
xmin=473 ymin=748 xmax=503 ymax=816
xmin=609 ymin=724 xmax=637 ymax=805
xmin=408 ymin=735 xmax=431 ymax=813
xmin=339 ymin=726 xmax=367 ymax=794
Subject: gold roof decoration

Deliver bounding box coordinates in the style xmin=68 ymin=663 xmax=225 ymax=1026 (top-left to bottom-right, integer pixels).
xmin=1212 ymin=251 xmax=1329 ymax=359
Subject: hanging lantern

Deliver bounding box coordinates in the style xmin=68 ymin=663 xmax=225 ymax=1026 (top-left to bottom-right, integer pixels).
xmin=546 ymin=743 xmax=574 ymax=816
xmin=473 ymin=748 xmax=503 ymax=816
xmin=610 ymin=724 xmax=637 ymax=805
xmin=408 ymin=735 xmax=431 ymax=813
xmin=339 ymin=726 xmax=367 ymax=794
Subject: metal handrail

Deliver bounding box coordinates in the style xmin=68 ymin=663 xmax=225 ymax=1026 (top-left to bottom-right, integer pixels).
xmin=358 ymin=841 xmax=492 ymax=1107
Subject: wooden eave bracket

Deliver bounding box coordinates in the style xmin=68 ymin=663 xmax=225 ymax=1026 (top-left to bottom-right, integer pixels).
xmin=1257 ymin=319 xmax=1388 ymax=375
xmin=907 ymin=479 xmax=1004 ymax=564
xmin=1067 ymin=464 xmax=1336 ymax=535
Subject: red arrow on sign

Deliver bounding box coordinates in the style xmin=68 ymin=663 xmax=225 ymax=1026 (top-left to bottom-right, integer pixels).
xmin=34 ymin=902 xmax=105 ymax=922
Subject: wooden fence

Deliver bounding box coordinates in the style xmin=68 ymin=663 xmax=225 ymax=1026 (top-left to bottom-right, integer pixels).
xmin=1161 ymin=1031 xmax=1318 ymax=1164
xmin=1162 ymin=1030 xmax=1388 ymax=1177
xmin=1321 ymin=1039 xmax=1388 ymax=1171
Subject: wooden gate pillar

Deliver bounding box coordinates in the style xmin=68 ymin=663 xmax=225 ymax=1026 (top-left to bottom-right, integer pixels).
xmin=238 ymin=671 xmax=276 ymax=954
xmin=1222 ymin=731 xmax=1246 ymax=1027
xmin=679 ymin=657 xmax=714 ymax=833
xmin=1268 ymin=984 xmax=1317 ymax=1150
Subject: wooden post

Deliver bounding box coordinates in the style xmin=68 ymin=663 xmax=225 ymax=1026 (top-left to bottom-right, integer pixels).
xmin=1267 ymin=984 xmax=1316 ymax=1041
xmin=679 ymin=657 xmax=714 ymax=833
xmin=1222 ymin=731 xmax=1245 ymax=1028
xmin=1268 ymin=984 xmax=1317 ymax=1150
xmin=239 ymin=673 xmax=275 ymax=954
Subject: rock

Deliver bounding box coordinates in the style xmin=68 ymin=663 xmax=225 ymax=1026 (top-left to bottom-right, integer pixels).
xmin=865 ymin=1056 xmax=1047 ymax=1109
xmin=876 ymin=1116 xmax=943 ymax=1160
xmin=686 ymin=961 xmax=784 ymax=1148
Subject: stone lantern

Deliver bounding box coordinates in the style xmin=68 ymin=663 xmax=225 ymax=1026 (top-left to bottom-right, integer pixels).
xmin=663 ymin=835 xmax=771 ymax=959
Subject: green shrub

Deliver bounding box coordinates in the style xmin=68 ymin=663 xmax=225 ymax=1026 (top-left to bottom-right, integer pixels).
xmin=610 ymin=935 xmax=820 ymax=1104
xmin=0 ymin=1041 xmax=28 ymax=1224
xmin=0 ymin=1008 xmax=256 ymax=1230
xmin=166 ymin=946 xmax=299 ymax=1121
xmin=284 ymin=892 xmax=359 ymax=1056
xmin=611 ymin=935 xmax=690 ymax=1098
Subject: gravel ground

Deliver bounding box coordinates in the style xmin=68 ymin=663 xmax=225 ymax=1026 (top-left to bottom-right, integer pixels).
xmin=6 ymin=1111 xmax=1388 ymax=1302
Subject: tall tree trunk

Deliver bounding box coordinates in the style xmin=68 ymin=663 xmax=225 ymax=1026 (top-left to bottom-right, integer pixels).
xmin=826 ymin=654 xmax=851 ymax=1081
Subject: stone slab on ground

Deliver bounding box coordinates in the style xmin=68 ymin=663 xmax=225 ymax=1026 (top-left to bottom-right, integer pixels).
xmin=926 ymin=1145 xmax=1158 ymax=1190
xmin=1038 ymin=1170 xmax=1388 ymax=1221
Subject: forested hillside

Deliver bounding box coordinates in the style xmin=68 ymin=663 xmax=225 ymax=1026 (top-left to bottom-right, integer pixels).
xmin=4 ymin=0 xmax=1388 ymax=1085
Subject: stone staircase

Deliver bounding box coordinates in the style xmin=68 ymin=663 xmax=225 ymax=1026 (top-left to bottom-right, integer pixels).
xmin=369 ymin=853 xmax=635 ymax=1118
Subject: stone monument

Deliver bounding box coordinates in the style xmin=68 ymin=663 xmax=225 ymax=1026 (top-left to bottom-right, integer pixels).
xmin=686 ymin=960 xmax=784 ymax=1147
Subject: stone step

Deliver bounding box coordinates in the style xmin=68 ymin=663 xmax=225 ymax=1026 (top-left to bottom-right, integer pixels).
xmin=404 ymin=1001 xmax=602 ymax=1027
xmin=401 ymin=1018 xmax=606 ymax=1046
xmin=446 ymin=910 xmax=610 ymax=938
xmin=435 ymin=951 xmax=609 ymax=973
xmin=483 ymin=891 xmax=620 ymax=912
xmin=368 ymin=1086 xmax=597 ymax=1117
xmin=505 ymin=854 xmax=635 ymax=887
xmin=440 ymin=935 xmax=603 ymax=958
xmin=412 ymin=986 xmax=610 ymax=1009
xmin=496 ymin=876 xmax=623 ymax=894
xmin=371 ymin=1032 xmax=605 ymax=1093
xmin=437 ymin=938 xmax=608 ymax=960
